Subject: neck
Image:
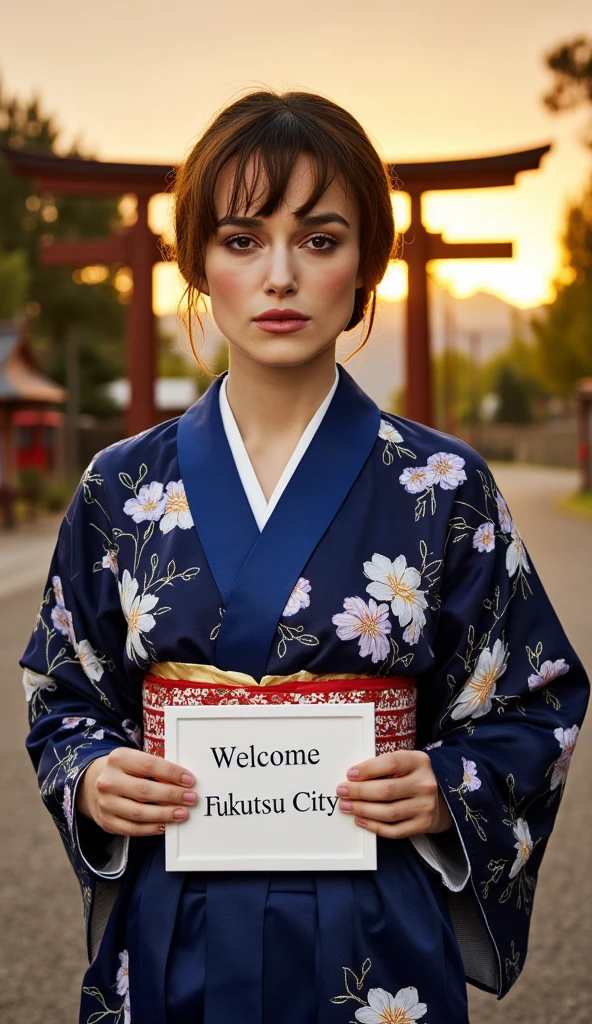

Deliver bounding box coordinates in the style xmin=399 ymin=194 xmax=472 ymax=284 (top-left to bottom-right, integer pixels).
xmin=224 ymin=348 xmax=338 ymax=446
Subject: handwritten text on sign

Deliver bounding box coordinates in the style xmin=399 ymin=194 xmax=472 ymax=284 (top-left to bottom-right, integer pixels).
xmin=164 ymin=704 xmax=376 ymax=871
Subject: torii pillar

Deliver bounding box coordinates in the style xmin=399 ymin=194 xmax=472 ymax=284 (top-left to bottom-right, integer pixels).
xmin=390 ymin=145 xmax=551 ymax=425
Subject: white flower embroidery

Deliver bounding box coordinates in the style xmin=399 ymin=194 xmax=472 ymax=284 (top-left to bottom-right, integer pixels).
xmin=52 ymin=575 xmax=65 ymax=607
xmin=399 ymin=466 xmax=432 ymax=494
xmin=363 ymin=553 xmax=427 ymax=643
xmin=123 ymin=481 xmax=167 ymax=523
xmin=424 ymin=740 xmax=443 ymax=750
xmin=22 ymin=668 xmax=55 ymax=702
xmin=473 ymin=521 xmax=496 ymax=553
xmin=51 ymin=603 xmax=76 ymax=647
xmin=159 ymin=480 xmax=193 ymax=534
xmin=75 ymin=639 xmax=104 ymax=682
xmin=450 ymin=639 xmax=509 ymax=720
xmin=378 ymin=418 xmax=404 ymax=444
xmin=528 ymin=658 xmax=569 ymax=691
xmin=62 ymin=716 xmax=96 ymax=729
xmin=355 ymin=986 xmax=427 ymax=1023
xmin=102 ymin=550 xmax=119 ymax=576
xmin=496 ymin=491 xmax=512 ymax=533
xmin=332 ymin=596 xmax=391 ymax=664
xmin=118 ymin=569 xmax=159 ymax=660
xmin=116 ymin=949 xmax=131 ymax=1024
xmin=283 ymin=577 xmax=311 ymax=617
xmin=426 ymin=451 xmax=467 ymax=490
xmin=506 ymin=525 xmax=531 ymax=577
xmin=460 ymin=757 xmax=481 ymax=792
xmin=402 ymin=615 xmax=423 ymax=646
xmin=508 ymin=818 xmax=533 ymax=879
xmin=550 ymin=725 xmax=579 ymax=790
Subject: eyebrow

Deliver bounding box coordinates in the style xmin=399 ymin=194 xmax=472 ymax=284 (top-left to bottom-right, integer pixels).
xmin=215 ymin=212 xmax=351 ymax=230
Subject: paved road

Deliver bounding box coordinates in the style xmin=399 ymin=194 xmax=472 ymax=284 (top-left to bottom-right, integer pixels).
xmin=0 ymin=465 xmax=589 ymax=1022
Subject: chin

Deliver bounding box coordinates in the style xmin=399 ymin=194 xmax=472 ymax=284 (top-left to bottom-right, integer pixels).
xmin=230 ymin=338 xmax=334 ymax=370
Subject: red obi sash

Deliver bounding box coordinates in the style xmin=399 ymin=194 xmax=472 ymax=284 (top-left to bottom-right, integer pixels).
xmin=142 ymin=664 xmax=417 ymax=759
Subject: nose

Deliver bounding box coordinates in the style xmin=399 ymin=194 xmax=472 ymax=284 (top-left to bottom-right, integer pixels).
xmin=263 ymin=243 xmax=297 ymax=297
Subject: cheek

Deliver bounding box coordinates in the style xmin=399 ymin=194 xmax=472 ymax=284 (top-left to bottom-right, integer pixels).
xmin=207 ymin=261 xmax=252 ymax=304
xmin=311 ymin=264 xmax=358 ymax=302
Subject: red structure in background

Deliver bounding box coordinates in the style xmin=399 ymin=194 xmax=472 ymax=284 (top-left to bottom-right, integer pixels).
xmin=13 ymin=409 xmax=63 ymax=472
xmin=2 ymin=143 xmax=551 ymax=432
xmin=0 ymin=320 xmax=66 ymax=524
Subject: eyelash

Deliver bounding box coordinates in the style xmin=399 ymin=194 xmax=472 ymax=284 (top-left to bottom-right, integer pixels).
xmin=223 ymin=233 xmax=339 ymax=255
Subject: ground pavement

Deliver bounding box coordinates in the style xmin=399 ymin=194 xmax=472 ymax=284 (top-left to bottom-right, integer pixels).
xmin=0 ymin=466 xmax=589 ymax=1023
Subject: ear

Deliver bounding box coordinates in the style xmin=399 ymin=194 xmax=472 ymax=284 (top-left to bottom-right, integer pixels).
xmin=355 ymin=270 xmax=364 ymax=290
xmin=195 ymin=273 xmax=210 ymax=296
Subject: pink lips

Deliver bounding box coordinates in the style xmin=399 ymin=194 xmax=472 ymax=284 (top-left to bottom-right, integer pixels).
xmin=252 ymin=308 xmax=311 ymax=334
xmin=254 ymin=319 xmax=310 ymax=333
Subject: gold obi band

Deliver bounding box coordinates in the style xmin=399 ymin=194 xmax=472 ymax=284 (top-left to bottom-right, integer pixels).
xmin=142 ymin=662 xmax=417 ymax=759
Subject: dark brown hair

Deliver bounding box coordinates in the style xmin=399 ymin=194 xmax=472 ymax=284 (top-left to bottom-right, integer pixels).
xmin=169 ymin=88 xmax=399 ymax=367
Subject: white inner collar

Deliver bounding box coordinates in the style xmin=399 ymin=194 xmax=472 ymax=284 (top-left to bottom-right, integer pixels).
xmin=219 ymin=366 xmax=340 ymax=531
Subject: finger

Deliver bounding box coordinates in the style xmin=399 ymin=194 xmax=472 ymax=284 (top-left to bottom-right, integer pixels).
xmin=109 ymin=747 xmax=195 ymax=787
xmin=346 ymin=750 xmax=429 ymax=781
xmin=101 ymin=815 xmax=173 ymax=838
xmin=353 ymin=815 xmax=432 ymax=840
xmin=336 ymin=776 xmax=416 ymax=804
xmin=112 ymin=775 xmax=198 ymax=807
xmin=340 ymin=797 xmax=422 ymax=824
xmin=104 ymin=796 xmax=193 ymax=825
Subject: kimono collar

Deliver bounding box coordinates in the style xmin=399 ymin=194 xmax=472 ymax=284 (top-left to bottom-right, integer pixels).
xmin=218 ymin=365 xmax=340 ymax=530
xmin=177 ymin=364 xmax=380 ymax=680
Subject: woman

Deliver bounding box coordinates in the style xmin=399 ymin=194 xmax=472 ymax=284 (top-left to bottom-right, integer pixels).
xmin=21 ymin=89 xmax=589 ymax=1024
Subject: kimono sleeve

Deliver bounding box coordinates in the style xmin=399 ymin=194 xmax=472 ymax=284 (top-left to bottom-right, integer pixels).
xmin=19 ymin=455 xmax=142 ymax=883
xmin=418 ymin=454 xmax=589 ymax=998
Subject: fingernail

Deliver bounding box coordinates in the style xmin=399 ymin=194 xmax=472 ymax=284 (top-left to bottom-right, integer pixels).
xmin=336 ymin=785 xmax=349 ymax=797
xmin=347 ymin=768 xmax=360 ymax=779
xmin=182 ymin=791 xmax=197 ymax=804
xmin=173 ymin=808 xmax=188 ymax=819
xmin=181 ymin=774 xmax=194 ymax=786
xmin=355 ymin=817 xmax=368 ymax=828
xmin=339 ymin=800 xmax=353 ymax=812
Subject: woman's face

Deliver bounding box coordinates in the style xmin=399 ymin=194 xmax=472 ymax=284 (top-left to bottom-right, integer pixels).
xmin=200 ymin=154 xmax=363 ymax=369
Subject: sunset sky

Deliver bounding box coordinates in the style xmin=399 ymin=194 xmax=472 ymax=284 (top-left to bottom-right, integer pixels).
xmin=2 ymin=0 xmax=592 ymax=314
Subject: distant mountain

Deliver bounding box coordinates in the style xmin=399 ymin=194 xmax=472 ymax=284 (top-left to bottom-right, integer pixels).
xmin=157 ymin=289 xmax=548 ymax=412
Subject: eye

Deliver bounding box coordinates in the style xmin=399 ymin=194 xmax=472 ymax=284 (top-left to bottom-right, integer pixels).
xmin=224 ymin=234 xmax=257 ymax=253
xmin=305 ymin=234 xmax=338 ymax=253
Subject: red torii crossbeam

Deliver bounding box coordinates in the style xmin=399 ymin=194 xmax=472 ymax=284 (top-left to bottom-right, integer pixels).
xmin=2 ymin=143 xmax=551 ymax=432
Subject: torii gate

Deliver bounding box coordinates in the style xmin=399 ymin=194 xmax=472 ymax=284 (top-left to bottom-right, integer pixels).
xmin=1 ymin=143 xmax=551 ymax=434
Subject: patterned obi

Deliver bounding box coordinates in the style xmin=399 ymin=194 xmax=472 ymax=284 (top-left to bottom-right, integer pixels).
xmin=142 ymin=663 xmax=417 ymax=758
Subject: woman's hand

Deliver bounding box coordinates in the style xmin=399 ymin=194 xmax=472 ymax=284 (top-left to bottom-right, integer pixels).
xmin=336 ymin=750 xmax=453 ymax=839
xmin=75 ymin=748 xmax=198 ymax=837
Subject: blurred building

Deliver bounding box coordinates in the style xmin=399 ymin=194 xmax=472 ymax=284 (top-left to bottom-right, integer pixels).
xmin=0 ymin=320 xmax=66 ymax=504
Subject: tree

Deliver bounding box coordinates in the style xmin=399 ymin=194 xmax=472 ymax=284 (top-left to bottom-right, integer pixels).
xmin=0 ymin=73 xmax=126 ymax=416
xmin=529 ymin=39 xmax=592 ymax=397
xmin=543 ymin=36 xmax=592 ymax=148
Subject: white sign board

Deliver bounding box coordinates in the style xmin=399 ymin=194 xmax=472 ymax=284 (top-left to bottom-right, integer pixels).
xmin=164 ymin=704 xmax=376 ymax=871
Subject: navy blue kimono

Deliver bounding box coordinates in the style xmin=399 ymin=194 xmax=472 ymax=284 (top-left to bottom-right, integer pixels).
xmin=20 ymin=366 xmax=589 ymax=1024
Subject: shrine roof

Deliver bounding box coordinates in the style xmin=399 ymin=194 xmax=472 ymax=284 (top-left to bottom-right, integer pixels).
xmin=391 ymin=144 xmax=552 ymax=192
xmin=0 ymin=322 xmax=66 ymax=404
xmin=2 ymin=142 xmax=552 ymax=197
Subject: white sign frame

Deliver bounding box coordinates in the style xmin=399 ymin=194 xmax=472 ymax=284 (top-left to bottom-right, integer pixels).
xmin=164 ymin=703 xmax=376 ymax=872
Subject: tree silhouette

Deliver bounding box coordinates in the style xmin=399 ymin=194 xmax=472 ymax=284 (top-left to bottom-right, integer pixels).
xmin=0 ymin=73 xmax=126 ymax=417
xmin=530 ymin=38 xmax=592 ymax=398
xmin=543 ymin=36 xmax=592 ymax=147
